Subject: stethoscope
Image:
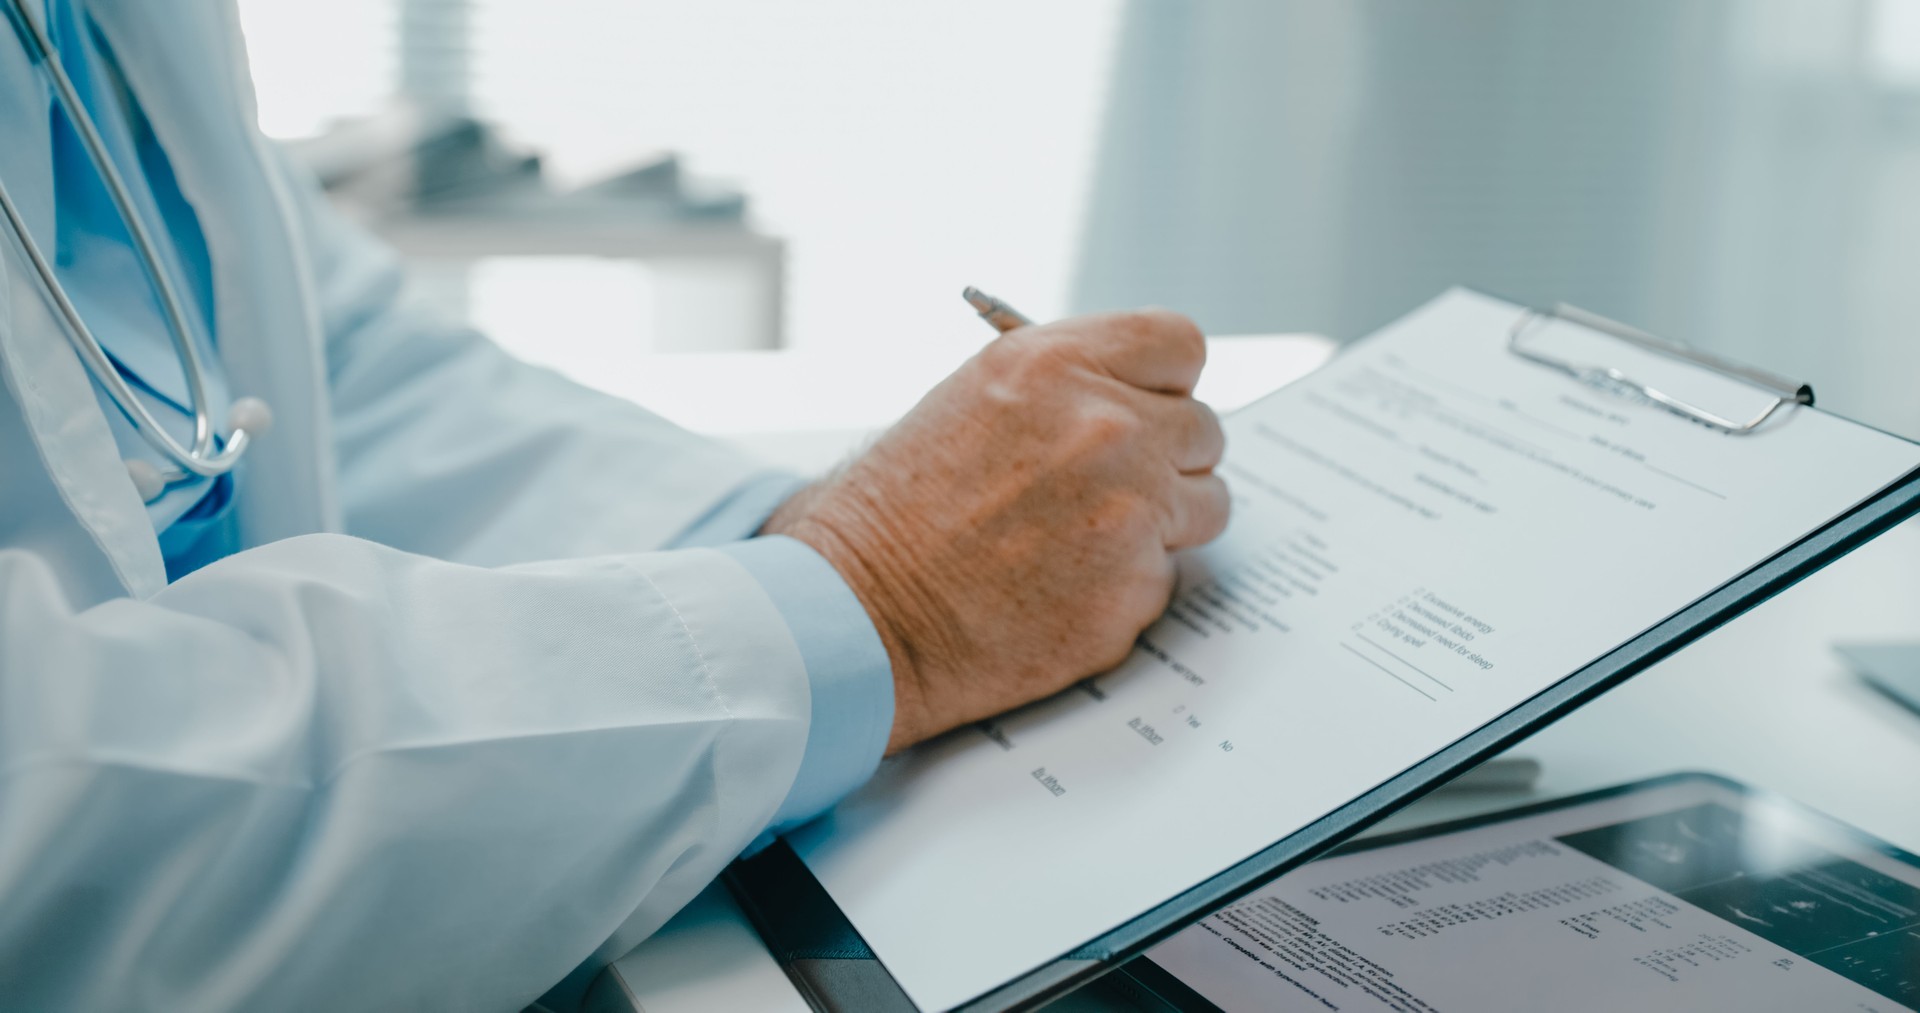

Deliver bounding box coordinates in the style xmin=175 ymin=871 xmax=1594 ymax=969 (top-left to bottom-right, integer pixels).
xmin=0 ymin=0 xmax=269 ymax=503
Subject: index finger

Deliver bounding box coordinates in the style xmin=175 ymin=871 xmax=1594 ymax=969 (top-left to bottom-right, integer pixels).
xmin=1068 ymin=308 xmax=1207 ymax=395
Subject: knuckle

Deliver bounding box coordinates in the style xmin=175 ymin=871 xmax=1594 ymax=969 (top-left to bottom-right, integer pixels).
xmin=976 ymin=331 xmax=1035 ymax=377
xmin=1194 ymin=403 xmax=1227 ymax=459
xmin=1195 ymin=399 xmax=1223 ymax=435
xmin=1172 ymin=395 xmax=1212 ymax=432
xmin=980 ymin=328 xmax=1082 ymax=387
xmin=1074 ymin=399 xmax=1146 ymax=453
xmin=1199 ymin=477 xmax=1232 ymax=539
xmin=1160 ymin=474 xmax=1232 ymax=549
xmin=1131 ymin=307 xmax=1206 ymax=363
xmin=1146 ymin=397 xmax=1222 ymax=467
xmin=972 ymin=344 xmax=1045 ymax=408
xmin=1131 ymin=557 xmax=1179 ymax=622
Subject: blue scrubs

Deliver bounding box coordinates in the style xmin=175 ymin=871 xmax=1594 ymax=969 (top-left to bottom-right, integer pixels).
xmin=44 ymin=0 xmax=237 ymax=580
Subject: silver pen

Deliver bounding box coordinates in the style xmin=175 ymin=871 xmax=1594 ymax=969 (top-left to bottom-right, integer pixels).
xmin=962 ymin=286 xmax=1033 ymax=334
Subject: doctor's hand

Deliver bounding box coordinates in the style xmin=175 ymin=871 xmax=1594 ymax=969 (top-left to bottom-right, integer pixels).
xmin=763 ymin=309 xmax=1228 ymax=754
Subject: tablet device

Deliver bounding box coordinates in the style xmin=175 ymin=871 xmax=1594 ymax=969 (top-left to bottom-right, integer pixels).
xmin=1124 ymin=772 xmax=1920 ymax=1012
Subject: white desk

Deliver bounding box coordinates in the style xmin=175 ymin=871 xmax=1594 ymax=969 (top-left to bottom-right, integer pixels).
xmin=579 ymin=335 xmax=1920 ymax=1012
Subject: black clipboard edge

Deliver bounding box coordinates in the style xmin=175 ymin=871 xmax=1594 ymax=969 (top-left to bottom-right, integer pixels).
xmin=1120 ymin=769 xmax=1920 ymax=1011
xmin=724 ymin=840 xmax=916 ymax=1011
xmin=736 ymin=463 xmax=1920 ymax=1012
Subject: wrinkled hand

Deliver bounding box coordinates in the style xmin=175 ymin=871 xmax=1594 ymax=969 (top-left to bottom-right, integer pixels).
xmin=763 ymin=310 xmax=1229 ymax=753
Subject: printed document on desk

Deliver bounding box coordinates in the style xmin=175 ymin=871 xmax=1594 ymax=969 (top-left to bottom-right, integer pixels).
xmin=1143 ymin=775 xmax=1920 ymax=1012
xmin=784 ymin=289 xmax=1920 ymax=1011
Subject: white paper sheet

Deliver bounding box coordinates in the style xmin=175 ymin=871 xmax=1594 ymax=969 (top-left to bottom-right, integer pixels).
xmin=786 ymin=290 xmax=1920 ymax=1011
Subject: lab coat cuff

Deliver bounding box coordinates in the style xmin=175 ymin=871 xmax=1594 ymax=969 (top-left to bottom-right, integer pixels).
xmin=717 ymin=535 xmax=894 ymax=835
xmin=669 ymin=473 xmax=807 ymax=548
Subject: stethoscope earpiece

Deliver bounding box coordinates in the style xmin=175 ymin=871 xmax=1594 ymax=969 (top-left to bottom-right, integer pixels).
xmin=226 ymin=397 xmax=273 ymax=441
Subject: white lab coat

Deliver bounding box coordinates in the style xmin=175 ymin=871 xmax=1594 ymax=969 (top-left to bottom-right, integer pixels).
xmin=0 ymin=2 xmax=815 ymax=1010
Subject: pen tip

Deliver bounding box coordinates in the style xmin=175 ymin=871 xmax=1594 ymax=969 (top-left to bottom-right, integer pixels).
xmin=961 ymin=286 xmax=1032 ymax=333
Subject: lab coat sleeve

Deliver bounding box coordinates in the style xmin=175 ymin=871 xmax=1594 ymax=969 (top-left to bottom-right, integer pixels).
xmin=719 ymin=536 xmax=893 ymax=836
xmin=277 ymin=146 xmax=781 ymax=565
xmin=0 ymin=535 xmax=812 ymax=1012
xmin=673 ymin=491 xmax=896 ymax=839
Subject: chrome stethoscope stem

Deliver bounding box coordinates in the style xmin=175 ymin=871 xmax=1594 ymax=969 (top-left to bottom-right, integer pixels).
xmin=0 ymin=0 xmax=261 ymax=483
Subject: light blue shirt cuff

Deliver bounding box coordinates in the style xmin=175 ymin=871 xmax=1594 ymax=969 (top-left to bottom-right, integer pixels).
xmin=670 ymin=472 xmax=806 ymax=549
xmin=716 ymin=535 xmax=894 ymax=840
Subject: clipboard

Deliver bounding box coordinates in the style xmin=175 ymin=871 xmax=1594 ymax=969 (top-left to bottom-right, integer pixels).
xmin=724 ymin=295 xmax=1920 ymax=1012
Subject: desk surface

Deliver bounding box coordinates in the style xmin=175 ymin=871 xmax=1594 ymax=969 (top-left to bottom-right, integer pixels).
xmin=584 ymin=336 xmax=1920 ymax=1012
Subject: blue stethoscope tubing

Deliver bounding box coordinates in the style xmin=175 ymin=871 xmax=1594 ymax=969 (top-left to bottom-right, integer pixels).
xmin=0 ymin=0 xmax=268 ymax=501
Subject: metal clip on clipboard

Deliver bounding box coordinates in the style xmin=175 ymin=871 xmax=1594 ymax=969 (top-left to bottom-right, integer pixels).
xmin=1508 ymin=303 xmax=1815 ymax=434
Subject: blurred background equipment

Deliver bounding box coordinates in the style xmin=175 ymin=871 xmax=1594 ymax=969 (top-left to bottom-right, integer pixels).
xmin=237 ymin=0 xmax=1119 ymax=372
xmin=282 ymin=0 xmax=782 ymax=354
xmin=240 ymin=0 xmax=1920 ymax=440
xmin=294 ymin=105 xmax=780 ymax=353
